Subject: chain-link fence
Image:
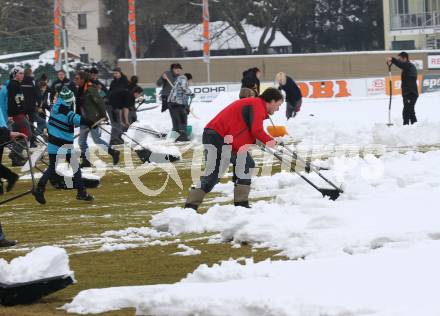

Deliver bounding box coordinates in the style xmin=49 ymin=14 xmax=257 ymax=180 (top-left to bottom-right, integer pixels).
xmin=0 ymin=33 xmax=52 ymax=56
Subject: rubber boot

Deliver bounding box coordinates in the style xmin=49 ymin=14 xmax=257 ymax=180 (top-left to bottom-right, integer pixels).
xmin=108 ymin=147 xmax=120 ymax=165
xmin=6 ymin=173 xmax=19 ymax=192
xmin=33 ymin=186 xmax=46 ymax=205
xmin=80 ymin=154 xmax=92 ymax=168
xmin=234 ymin=184 xmax=251 ymax=208
xmin=175 ymin=130 xmax=189 ymax=142
xmin=76 ymin=190 xmax=94 ymax=202
xmin=184 ymin=188 xmax=206 ymax=210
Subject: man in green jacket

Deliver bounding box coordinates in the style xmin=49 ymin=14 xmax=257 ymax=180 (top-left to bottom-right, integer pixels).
xmin=74 ymin=71 xmax=120 ymax=167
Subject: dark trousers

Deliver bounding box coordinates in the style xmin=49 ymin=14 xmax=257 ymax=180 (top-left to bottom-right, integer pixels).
xmin=9 ymin=115 xmax=30 ymax=162
xmin=199 ymin=128 xmax=255 ymax=193
xmin=107 ymin=105 xmax=124 ymax=145
xmin=286 ymin=99 xmax=302 ymax=119
xmin=402 ymin=95 xmax=418 ymax=125
xmin=168 ymin=103 xmax=188 ymax=138
xmin=28 ymin=111 xmax=47 ymax=144
xmin=0 ymin=222 xmax=4 ymax=240
xmin=38 ymin=154 xmax=84 ymax=192
xmin=161 ymin=95 xmax=169 ymax=112
xmin=0 ymin=147 xmax=16 ymax=181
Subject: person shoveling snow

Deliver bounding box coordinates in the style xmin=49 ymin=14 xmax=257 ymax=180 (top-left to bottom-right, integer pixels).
xmin=184 ymin=88 xmax=283 ymax=211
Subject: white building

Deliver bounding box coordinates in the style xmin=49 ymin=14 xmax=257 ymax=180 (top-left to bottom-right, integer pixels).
xmin=62 ymin=0 xmax=114 ymax=63
xmin=383 ymin=0 xmax=440 ymax=49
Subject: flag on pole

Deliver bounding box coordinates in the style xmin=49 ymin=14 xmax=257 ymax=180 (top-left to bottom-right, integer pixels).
xmin=202 ymin=0 xmax=210 ymax=64
xmin=54 ymin=0 xmax=62 ymax=70
xmin=128 ymin=0 xmax=137 ymax=75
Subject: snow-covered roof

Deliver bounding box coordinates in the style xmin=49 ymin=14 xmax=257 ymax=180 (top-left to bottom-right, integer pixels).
xmin=164 ymin=21 xmax=291 ymax=52
xmin=0 ymin=51 xmax=41 ymax=62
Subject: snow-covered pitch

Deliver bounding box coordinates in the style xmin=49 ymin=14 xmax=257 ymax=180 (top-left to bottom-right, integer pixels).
xmin=19 ymin=90 xmax=440 ymax=315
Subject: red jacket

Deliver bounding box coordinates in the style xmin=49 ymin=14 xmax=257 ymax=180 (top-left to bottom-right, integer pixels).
xmin=206 ymin=97 xmax=273 ymax=152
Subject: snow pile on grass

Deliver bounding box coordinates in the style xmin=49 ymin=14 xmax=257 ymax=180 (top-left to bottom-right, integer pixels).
xmin=96 ymin=227 xmax=175 ymax=252
xmin=151 ymin=151 xmax=440 ymax=259
xmin=64 ymin=242 xmax=440 ymax=315
xmin=172 ymin=244 xmax=201 ymax=256
xmin=0 ymin=246 xmax=73 ymax=284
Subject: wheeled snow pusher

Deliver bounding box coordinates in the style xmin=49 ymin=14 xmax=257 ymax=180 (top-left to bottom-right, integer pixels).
xmin=264 ymin=119 xmax=343 ymax=200
xmin=0 ymin=275 xmax=74 ymax=306
xmin=262 ymin=142 xmax=343 ymax=201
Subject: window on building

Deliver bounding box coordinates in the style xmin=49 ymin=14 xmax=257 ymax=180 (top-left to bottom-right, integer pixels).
xmin=425 ymin=0 xmax=440 ymax=12
xmin=78 ymin=13 xmax=87 ymax=29
xmin=80 ymin=53 xmax=89 ymax=63
xmin=391 ymin=0 xmax=409 ymax=14
xmin=392 ymin=40 xmax=415 ymax=50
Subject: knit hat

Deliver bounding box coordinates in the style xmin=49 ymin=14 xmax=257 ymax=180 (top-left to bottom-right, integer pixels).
xmin=10 ymin=66 xmax=24 ymax=78
xmin=59 ymin=86 xmax=75 ymax=104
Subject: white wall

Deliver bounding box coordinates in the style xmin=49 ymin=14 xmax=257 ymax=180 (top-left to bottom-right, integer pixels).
xmin=63 ymin=0 xmax=102 ymax=62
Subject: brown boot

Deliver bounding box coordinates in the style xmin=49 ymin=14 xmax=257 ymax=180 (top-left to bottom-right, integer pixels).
xmin=234 ymin=184 xmax=251 ymax=208
xmin=184 ymin=188 xmax=206 ymax=210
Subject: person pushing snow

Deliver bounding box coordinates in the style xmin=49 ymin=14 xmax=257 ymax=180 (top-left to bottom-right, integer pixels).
xmin=185 ymin=88 xmax=283 ymax=211
xmin=33 ymin=87 xmax=96 ymax=205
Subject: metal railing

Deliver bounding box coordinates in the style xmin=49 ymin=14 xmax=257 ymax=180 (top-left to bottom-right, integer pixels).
xmin=391 ymin=12 xmax=440 ymax=29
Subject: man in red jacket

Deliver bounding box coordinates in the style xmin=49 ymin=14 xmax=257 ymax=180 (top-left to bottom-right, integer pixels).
xmin=185 ymin=87 xmax=283 ymax=210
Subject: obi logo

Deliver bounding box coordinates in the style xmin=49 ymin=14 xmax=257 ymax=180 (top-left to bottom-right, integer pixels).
xmin=298 ymin=80 xmax=351 ymax=98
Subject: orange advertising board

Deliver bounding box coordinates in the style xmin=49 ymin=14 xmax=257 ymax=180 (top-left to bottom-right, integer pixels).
xmin=385 ymin=75 xmax=423 ymax=96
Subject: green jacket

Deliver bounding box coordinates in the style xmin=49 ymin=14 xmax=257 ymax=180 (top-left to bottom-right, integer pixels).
xmin=83 ymin=82 xmax=107 ymax=123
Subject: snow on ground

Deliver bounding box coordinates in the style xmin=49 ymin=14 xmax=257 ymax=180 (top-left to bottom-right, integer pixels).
xmin=134 ymin=90 xmax=440 ymax=151
xmin=64 ymin=149 xmax=440 ymax=314
xmin=76 ymin=90 xmax=440 ymax=160
xmin=60 ymin=91 xmax=440 ymax=315
xmin=151 ymin=150 xmax=440 ymax=259
xmin=64 ymin=243 xmax=440 ymax=316
xmin=172 ymin=244 xmax=201 ymax=256
xmin=0 ymin=246 xmax=73 ymax=284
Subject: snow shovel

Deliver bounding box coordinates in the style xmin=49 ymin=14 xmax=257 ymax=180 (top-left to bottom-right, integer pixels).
xmin=98 ymin=123 xmax=180 ymax=163
xmin=266 ymin=116 xmax=328 ymax=171
xmin=278 ymin=143 xmax=342 ymax=195
xmin=386 ymin=62 xmax=394 ymax=127
xmin=131 ymin=125 xmax=168 ymax=139
xmin=0 ymin=274 xmax=74 ymax=306
xmin=261 ymin=145 xmax=343 ymax=201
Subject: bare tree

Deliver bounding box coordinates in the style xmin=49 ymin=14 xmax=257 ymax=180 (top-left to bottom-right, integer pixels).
xmin=210 ymin=0 xmax=296 ymax=54
xmin=0 ymin=0 xmax=52 ymax=37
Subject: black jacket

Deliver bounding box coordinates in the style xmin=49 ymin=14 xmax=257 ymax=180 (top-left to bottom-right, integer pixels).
xmin=279 ymin=76 xmax=302 ymax=104
xmin=127 ymin=82 xmax=141 ymax=110
xmin=7 ymin=80 xmax=25 ymax=116
xmin=0 ymin=126 xmax=10 ymax=144
xmin=21 ymin=75 xmax=41 ymax=114
xmin=109 ymin=75 xmax=129 ymax=109
xmin=241 ymin=69 xmax=260 ymax=95
xmin=50 ymin=77 xmax=75 ymax=103
xmin=39 ymin=87 xmax=50 ymax=112
xmin=391 ymin=58 xmax=419 ymax=97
